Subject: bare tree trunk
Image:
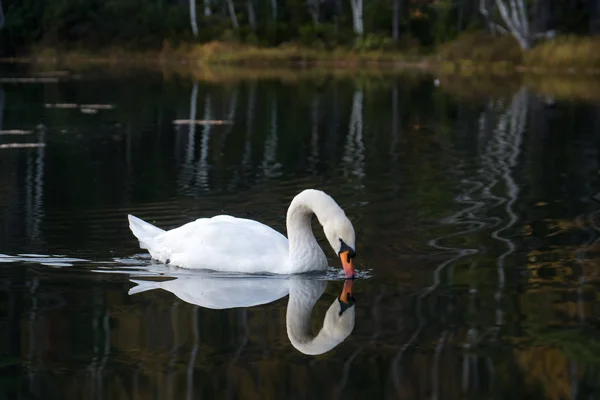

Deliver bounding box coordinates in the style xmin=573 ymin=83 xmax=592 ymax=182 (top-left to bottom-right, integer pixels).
xmin=0 ymin=89 xmax=4 ymax=131
xmin=533 ymin=0 xmax=550 ymax=34
xmin=247 ymin=0 xmax=257 ymax=30
xmin=590 ymin=0 xmax=600 ymax=35
xmin=334 ymin=0 xmax=342 ymax=34
xmin=480 ymin=0 xmax=508 ymax=34
xmin=349 ymin=0 xmax=364 ymax=36
xmin=226 ymin=0 xmax=239 ymax=28
xmin=308 ymin=0 xmax=320 ymax=25
xmin=0 ymin=0 xmax=4 ymax=30
xmin=271 ymin=0 xmax=278 ymax=20
xmin=204 ymin=0 xmax=211 ymax=17
xmin=189 ymin=0 xmax=198 ymax=36
xmin=495 ymin=0 xmax=530 ymax=49
xmin=480 ymin=0 xmax=494 ymax=32
xmin=392 ymin=0 xmax=401 ymax=44
xmin=480 ymin=0 xmax=529 ymax=46
xmin=457 ymin=0 xmax=464 ymax=32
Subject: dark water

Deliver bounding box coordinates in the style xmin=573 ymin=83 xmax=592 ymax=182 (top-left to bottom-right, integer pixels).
xmin=1 ymin=64 xmax=600 ymax=399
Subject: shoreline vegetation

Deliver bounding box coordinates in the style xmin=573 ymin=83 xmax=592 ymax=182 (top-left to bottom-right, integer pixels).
xmin=3 ymin=33 xmax=600 ymax=102
xmin=3 ymin=32 xmax=600 ymax=76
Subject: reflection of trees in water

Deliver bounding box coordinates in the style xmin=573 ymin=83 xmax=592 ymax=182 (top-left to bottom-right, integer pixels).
xmin=390 ymin=88 xmax=530 ymax=398
xmin=174 ymin=83 xmax=368 ymax=196
xmin=0 ymin=88 xmax=44 ymax=247
xmin=343 ymin=89 xmax=365 ymax=190
xmin=259 ymin=93 xmax=282 ymax=180
xmin=462 ymin=88 xmax=529 ymax=394
xmin=242 ymin=82 xmax=256 ymax=174
xmin=197 ymin=94 xmax=212 ymax=191
xmin=8 ymin=80 xmax=600 ymax=398
xmin=0 ymin=87 xmax=4 ymax=131
xmin=25 ymin=126 xmax=45 ymax=243
xmin=475 ymin=88 xmax=529 ymax=331
xmin=307 ymin=94 xmax=320 ymax=174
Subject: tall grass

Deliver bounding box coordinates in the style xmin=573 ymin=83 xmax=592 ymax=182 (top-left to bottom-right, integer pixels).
xmin=524 ymin=35 xmax=600 ymax=72
xmin=15 ymin=32 xmax=600 ymax=75
xmin=432 ymin=32 xmax=523 ymax=67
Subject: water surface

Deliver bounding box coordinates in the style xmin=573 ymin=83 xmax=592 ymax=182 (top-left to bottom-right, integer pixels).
xmin=1 ymin=64 xmax=600 ymax=399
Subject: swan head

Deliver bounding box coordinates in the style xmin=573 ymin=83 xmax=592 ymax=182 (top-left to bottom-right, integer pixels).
xmin=288 ymin=189 xmax=357 ymax=277
xmin=288 ymin=279 xmax=356 ymax=356
xmin=323 ymin=215 xmax=356 ymax=279
xmin=322 ymin=279 xmax=356 ymax=340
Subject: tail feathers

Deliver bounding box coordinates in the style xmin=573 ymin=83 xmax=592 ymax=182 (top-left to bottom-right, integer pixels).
xmin=128 ymin=214 xmax=165 ymax=250
xmin=129 ymin=279 xmax=161 ymax=295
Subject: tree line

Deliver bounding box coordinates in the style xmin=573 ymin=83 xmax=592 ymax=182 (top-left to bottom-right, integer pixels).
xmin=0 ymin=0 xmax=599 ymax=55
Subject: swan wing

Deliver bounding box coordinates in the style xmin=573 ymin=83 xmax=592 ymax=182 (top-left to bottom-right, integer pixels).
xmin=153 ymin=215 xmax=290 ymax=273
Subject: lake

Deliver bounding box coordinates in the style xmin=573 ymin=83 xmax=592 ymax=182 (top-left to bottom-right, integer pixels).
xmin=1 ymin=63 xmax=600 ymax=399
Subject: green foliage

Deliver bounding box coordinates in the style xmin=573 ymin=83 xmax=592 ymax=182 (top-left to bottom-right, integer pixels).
xmin=0 ymin=0 xmax=598 ymax=67
xmin=0 ymin=0 xmax=191 ymax=53
xmin=353 ymin=33 xmax=394 ymax=51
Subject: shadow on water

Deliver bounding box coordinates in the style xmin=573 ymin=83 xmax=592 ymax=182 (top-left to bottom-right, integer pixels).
xmin=3 ymin=65 xmax=600 ymax=398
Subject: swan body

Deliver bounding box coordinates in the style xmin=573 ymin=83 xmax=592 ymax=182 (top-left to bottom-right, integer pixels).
xmin=128 ymin=189 xmax=356 ymax=276
xmin=129 ymin=274 xmax=355 ymax=355
xmin=130 ymin=275 xmax=290 ymax=309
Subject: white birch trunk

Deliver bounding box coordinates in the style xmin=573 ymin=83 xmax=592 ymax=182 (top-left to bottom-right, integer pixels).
xmin=225 ymin=0 xmax=239 ymax=29
xmin=189 ymin=0 xmax=198 ymax=36
xmin=271 ymin=0 xmax=277 ymax=20
xmin=0 ymin=0 xmax=4 ymax=30
xmin=494 ymin=0 xmax=531 ymax=49
xmin=0 ymin=89 xmax=4 ymax=132
xmin=247 ymin=0 xmax=256 ymax=30
xmin=204 ymin=0 xmax=211 ymax=17
xmin=349 ymin=0 xmax=364 ymax=36
xmin=392 ymin=0 xmax=400 ymax=43
xmin=479 ymin=0 xmax=511 ymax=36
xmin=308 ymin=0 xmax=320 ymax=25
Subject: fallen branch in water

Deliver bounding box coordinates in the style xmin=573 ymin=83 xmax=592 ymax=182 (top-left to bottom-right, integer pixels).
xmin=44 ymin=103 xmax=115 ymax=110
xmin=44 ymin=103 xmax=78 ymax=109
xmin=0 ymin=143 xmax=45 ymax=149
xmin=0 ymin=77 xmax=59 ymax=83
xmin=173 ymin=119 xmax=233 ymax=125
xmin=0 ymin=130 xmax=32 ymax=135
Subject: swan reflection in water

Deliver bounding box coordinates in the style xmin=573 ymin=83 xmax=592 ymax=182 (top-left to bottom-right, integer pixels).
xmin=128 ymin=272 xmax=356 ymax=356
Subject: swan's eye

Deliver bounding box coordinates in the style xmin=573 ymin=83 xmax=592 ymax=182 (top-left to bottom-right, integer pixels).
xmin=339 ymin=239 xmax=356 ymax=259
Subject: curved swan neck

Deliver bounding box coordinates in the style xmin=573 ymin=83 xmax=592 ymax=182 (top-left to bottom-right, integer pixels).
xmin=286 ymin=287 xmax=319 ymax=345
xmin=285 ymin=280 xmax=354 ymax=356
xmin=285 ymin=190 xmax=345 ymax=272
xmin=285 ymin=280 xmax=327 ymax=355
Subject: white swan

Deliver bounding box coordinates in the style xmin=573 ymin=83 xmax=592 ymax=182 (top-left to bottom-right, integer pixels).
xmin=127 ymin=189 xmax=356 ymax=277
xmin=129 ymin=275 xmax=356 ymax=355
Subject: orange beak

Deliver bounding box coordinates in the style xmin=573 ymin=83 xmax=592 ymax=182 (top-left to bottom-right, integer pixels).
xmin=339 ymin=250 xmax=356 ymax=279
xmin=339 ymin=279 xmax=354 ymax=303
